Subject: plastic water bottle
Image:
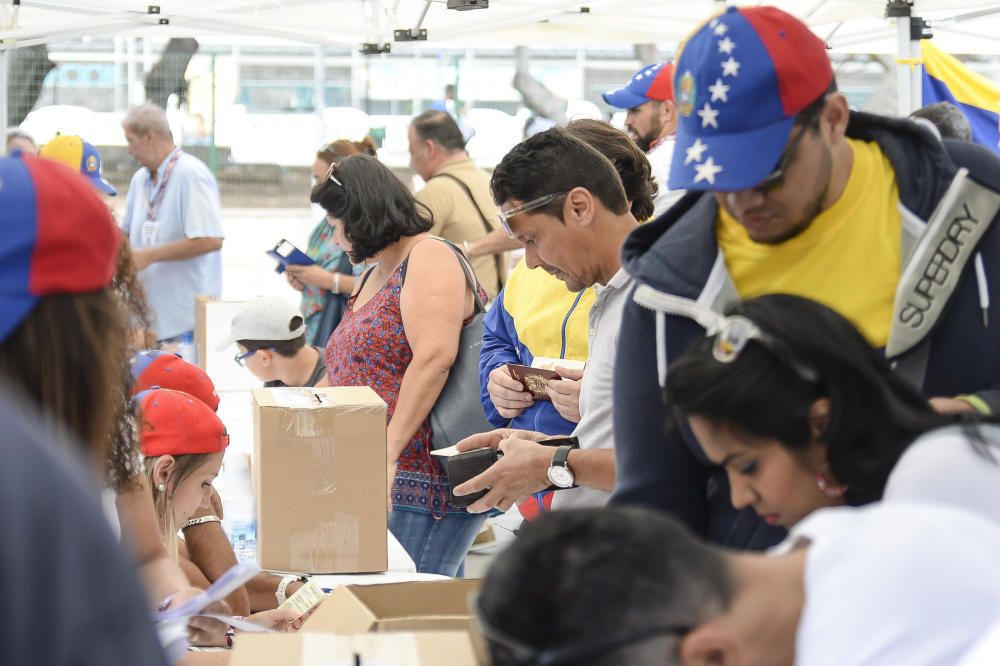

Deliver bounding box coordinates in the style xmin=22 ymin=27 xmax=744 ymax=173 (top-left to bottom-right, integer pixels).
xmin=222 ymin=454 xmax=257 ymax=564
xmin=176 ymin=331 xmax=196 ymax=364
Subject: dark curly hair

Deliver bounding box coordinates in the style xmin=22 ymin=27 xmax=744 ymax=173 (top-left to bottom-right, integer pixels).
xmin=490 ymin=127 xmax=628 ymax=221
xmin=664 ymin=294 xmax=954 ymax=505
xmin=566 ymin=119 xmax=658 ymax=221
xmin=108 ymin=234 xmax=156 ymax=491
xmin=310 ymin=154 xmax=432 ymax=264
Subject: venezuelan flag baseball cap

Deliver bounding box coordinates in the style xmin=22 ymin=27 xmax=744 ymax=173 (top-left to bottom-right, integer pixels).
xmin=669 ymin=6 xmax=834 ymax=191
xmin=130 ymin=350 xmax=221 ymax=412
xmin=39 ymin=134 xmax=117 ymax=196
xmin=135 ymin=388 xmax=229 ymax=458
xmin=0 ymin=153 xmax=120 ymax=343
xmin=602 ymin=62 xmax=675 ymax=110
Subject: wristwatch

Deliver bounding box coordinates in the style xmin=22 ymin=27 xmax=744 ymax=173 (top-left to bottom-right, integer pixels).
xmin=546 ymin=445 xmax=576 ymax=489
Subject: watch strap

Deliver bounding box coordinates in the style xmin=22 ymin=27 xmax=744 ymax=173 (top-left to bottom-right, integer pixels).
xmin=551 ymin=444 xmax=573 ymax=469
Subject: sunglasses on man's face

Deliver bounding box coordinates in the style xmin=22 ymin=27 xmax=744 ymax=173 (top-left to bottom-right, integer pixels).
xmin=750 ymin=94 xmax=830 ymax=194
xmin=497 ymin=192 xmax=568 ymax=238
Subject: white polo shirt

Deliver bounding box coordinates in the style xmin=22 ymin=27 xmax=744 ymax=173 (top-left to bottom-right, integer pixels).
xmin=121 ymin=149 xmax=224 ymax=340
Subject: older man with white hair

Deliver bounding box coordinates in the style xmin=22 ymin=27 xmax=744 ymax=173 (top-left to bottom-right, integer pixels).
xmin=120 ymin=102 xmax=224 ymax=345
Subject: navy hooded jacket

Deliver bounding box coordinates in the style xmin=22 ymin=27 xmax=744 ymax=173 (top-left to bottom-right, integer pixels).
xmin=611 ymin=112 xmax=1000 ymax=550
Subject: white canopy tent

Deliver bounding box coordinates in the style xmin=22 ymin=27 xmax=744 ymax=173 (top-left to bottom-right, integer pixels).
xmin=0 ymin=1 xmax=997 ymax=150
xmin=0 ymin=1 xmax=999 ymax=53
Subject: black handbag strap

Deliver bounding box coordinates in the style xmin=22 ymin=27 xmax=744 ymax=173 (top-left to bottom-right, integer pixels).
xmin=400 ymin=238 xmax=485 ymax=315
xmin=430 ymin=173 xmax=494 ymax=236
xmin=429 ymin=172 xmax=504 ymax=288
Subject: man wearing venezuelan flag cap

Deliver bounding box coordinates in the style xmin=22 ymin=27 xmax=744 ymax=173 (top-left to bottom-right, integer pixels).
xmin=612 ymin=5 xmax=1000 ymax=550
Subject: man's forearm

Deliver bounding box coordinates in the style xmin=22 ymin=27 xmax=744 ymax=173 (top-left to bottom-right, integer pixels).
xmin=142 ymin=237 xmax=223 ymax=264
xmin=567 ymin=448 xmax=616 ymax=492
xmin=466 ymin=229 xmax=520 ymax=258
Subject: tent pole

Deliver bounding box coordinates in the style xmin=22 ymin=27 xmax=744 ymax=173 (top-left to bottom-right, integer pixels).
xmin=895 ymin=14 xmax=912 ymax=115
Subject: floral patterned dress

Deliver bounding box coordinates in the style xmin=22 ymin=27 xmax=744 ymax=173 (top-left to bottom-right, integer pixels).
xmin=325 ymin=261 xmax=477 ymax=518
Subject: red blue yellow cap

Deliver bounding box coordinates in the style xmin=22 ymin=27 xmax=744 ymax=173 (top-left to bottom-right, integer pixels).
xmin=39 ymin=134 xmax=117 ymax=196
xmin=0 ymin=153 xmax=119 ymax=343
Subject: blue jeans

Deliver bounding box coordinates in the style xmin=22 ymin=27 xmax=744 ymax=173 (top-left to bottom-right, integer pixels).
xmin=388 ymin=509 xmax=487 ymax=577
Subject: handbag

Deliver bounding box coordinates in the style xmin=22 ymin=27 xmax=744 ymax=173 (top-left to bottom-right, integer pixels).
xmin=401 ymin=238 xmax=493 ymax=450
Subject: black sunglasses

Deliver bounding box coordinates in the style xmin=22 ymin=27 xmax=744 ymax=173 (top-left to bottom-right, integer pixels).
xmin=752 ymin=93 xmax=830 ymax=193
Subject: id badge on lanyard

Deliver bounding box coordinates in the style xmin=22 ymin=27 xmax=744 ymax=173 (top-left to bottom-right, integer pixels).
xmin=144 ymin=148 xmax=182 ymax=227
xmin=141 ymin=219 xmax=158 ymax=246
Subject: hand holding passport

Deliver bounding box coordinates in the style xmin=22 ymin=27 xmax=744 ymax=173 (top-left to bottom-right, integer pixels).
xmin=505 ymin=357 xmax=586 ymax=401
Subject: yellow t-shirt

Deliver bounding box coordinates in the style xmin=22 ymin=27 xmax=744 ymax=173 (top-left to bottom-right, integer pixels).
xmin=717 ymin=138 xmax=901 ymax=346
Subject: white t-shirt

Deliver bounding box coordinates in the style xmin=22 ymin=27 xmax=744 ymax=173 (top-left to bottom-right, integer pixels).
xmin=792 ymin=503 xmax=1000 ymax=666
xmin=647 ymin=137 xmax=684 ymax=219
xmin=959 ymin=621 xmax=1000 ymax=666
xmin=883 ymin=424 xmax=1000 ymax=525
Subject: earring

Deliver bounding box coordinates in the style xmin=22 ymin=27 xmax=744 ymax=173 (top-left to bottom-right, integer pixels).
xmin=158 ymin=483 xmax=166 ymax=492
xmin=816 ymin=474 xmax=847 ymax=498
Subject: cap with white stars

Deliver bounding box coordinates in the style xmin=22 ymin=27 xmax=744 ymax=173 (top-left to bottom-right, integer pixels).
xmin=602 ymin=62 xmax=675 ymax=111
xmin=667 ymin=5 xmax=834 ymax=191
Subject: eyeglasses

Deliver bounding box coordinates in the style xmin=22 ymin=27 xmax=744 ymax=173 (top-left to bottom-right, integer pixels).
xmin=473 ymin=595 xmax=690 ymax=665
xmin=497 ymin=192 xmax=568 ymax=238
xmin=631 ymin=285 xmax=818 ymax=384
xmin=234 ymin=348 xmax=274 ymax=367
xmin=751 ymin=94 xmax=829 ymax=194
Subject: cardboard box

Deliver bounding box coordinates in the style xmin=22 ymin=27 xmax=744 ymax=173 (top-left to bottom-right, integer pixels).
xmin=253 ymin=387 xmax=388 ymax=573
xmin=303 ymin=579 xmax=481 ymax=634
xmin=230 ymin=631 xmax=479 ymax=666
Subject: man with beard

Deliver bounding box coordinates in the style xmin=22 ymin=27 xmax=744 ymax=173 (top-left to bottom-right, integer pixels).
xmin=603 ymin=62 xmax=684 ymax=217
xmin=452 ymin=128 xmax=637 ymax=513
xmin=612 ymin=5 xmax=1000 ymax=550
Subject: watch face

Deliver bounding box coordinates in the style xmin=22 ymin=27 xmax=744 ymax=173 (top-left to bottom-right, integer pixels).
xmin=547 ymin=464 xmax=575 ymax=489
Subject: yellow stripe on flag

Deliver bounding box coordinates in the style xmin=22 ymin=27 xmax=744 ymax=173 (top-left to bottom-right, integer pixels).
xmin=921 ymin=40 xmax=1000 ymax=112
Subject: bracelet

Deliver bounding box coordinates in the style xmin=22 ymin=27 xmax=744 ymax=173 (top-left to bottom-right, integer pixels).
xmin=275 ymin=575 xmax=308 ymax=606
xmin=956 ymin=394 xmax=992 ymax=415
xmin=332 ymin=272 xmax=341 ymax=294
xmin=182 ymin=514 xmax=221 ymax=530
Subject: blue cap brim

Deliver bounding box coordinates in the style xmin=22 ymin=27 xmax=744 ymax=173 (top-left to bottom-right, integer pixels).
xmin=601 ymin=87 xmax=650 ymax=110
xmin=89 ymin=174 xmax=117 ymax=196
xmin=668 ymin=116 xmax=794 ymax=191
xmin=0 ymin=294 xmax=39 ymax=344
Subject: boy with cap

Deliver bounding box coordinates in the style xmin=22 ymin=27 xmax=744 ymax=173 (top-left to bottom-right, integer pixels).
xmin=217 ymin=295 xmax=328 ymax=388
xmin=612 ymin=5 xmax=1000 ymax=550
xmin=602 ymin=61 xmax=684 ymax=217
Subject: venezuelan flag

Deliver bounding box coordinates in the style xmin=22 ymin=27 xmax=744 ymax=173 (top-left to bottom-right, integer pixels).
xmin=921 ymin=40 xmax=1000 ymax=154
